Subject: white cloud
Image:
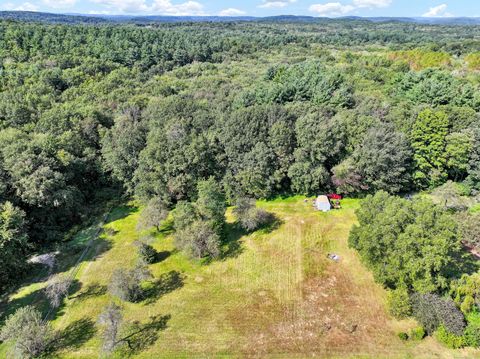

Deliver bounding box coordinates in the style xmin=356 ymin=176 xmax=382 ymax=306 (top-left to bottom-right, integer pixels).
xmin=422 ymin=4 xmax=453 ymax=17
xmin=258 ymin=0 xmax=296 ymax=9
xmin=90 ymin=0 xmax=149 ymax=13
xmin=90 ymin=0 xmax=205 ymax=15
xmin=309 ymin=2 xmax=354 ymax=16
xmin=353 ymin=0 xmax=391 ymax=8
xmin=219 ymin=8 xmax=246 ymax=16
xmin=309 ymin=0 xmax=391 ymax=16
xmin=1 ymin=2 xmax=39 ymax=11
xmin=43 ymin=0 xmax=77 ymax=9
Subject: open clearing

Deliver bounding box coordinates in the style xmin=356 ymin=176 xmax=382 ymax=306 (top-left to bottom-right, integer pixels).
xmin=1 ymin=197 xmax=479 ymax=358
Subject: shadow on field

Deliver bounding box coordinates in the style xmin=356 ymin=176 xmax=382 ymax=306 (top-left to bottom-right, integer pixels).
xmin=69 ymin=282 xmax=107 ymax=301
xmin=105 ymin=205 xmax=138 ymax=224
xmin=221 ymin=213 xmax=282 ymax=260
xmin=143 ymin=271 xmax=184 ymax=304
xmin=52 ymin=317 xmax=97 ymax=351
xmin=221 ymin=222 xmax=245 ymax=260
xmin=0 ymin=288 xmax=48 ymax=325
xmin=121 ymin=314 xmax=171 ymax=355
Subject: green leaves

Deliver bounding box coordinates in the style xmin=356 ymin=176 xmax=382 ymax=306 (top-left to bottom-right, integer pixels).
xmin=350 ymin=191 xmax=462 ymax=293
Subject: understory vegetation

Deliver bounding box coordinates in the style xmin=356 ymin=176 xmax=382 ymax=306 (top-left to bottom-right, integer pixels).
xmin=1 ymin=15 xmax=480 ymax=358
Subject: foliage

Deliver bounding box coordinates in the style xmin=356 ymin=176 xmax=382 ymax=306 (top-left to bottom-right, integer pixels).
xmin=398 ymin=332 xmax=408 ymax=341
xmin=108 ymin=264 xmax=152 ymax=302
xmin=435 ymin=325 xmax=466 ymax=349
xmin=98 ymin=303 xmax=123 ymax=354
xmin=334 ymin=123 xmax=412 ymax=194
xmin=0 ymin=306 xmax=53 ymax=358
xmin=137 ymin=197 xmax=169 ymax=232
xmin=386 ymin=286 xmax=412 ymax=319
xmin=411 ymin=293 xmax=466 ymax=336
xmin=195 ymin=178 xmax=226 ymax=235
xmin=411 ymin=109 xmax=449 ymax=188
xmin=0 ymin=201 xmax=30 ymax=290
xmin=233 ymin=197 xmax=275 ymax=232
xmin=101 ymin=108 xmax=147 ymax=194
xmin=464 ymin=312 xmax=480 ymax=348
xmin=454 ymin=212 xmax=480 ymax=251
xmin=450 ymin=272 xmax=480 ymax=314
xmin=44 ymin=274 xmax=72 ymax=308
xmin=409 ymin=327 xmax=426 ymax=341
xmin=388 ymin=50 xmax=451 ymax=70
xmin=349 ymin=191 xmax=462 ymax=292
xmin=174 ymin=220 xmax=221 ymax=259
xmin=134 ymin=240 xmax=158 ymax=265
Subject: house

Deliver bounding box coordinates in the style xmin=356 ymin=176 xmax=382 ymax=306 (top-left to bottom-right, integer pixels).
xmin=315 ymin=195 xmax=331 ymax=212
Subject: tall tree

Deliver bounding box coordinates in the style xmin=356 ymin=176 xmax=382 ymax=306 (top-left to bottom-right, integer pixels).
xmin=411 ymin=109 xmax=449 ymax=188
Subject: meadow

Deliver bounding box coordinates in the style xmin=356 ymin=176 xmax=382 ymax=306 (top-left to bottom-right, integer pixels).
xmin=2 ymin=197 xmax=478 ymax=358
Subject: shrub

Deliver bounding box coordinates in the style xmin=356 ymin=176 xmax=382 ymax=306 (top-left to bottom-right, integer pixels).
xmin=398 ymin=332 xmax=408 ymax=341
xmin=109 ymin=265 xmax=152 ymax=302
xmin=137 ymin=197 xmax=169 ymax=231
xmin=174 ymin=220 xmax=220 ymax=259
xmin=435 ymin=325 xmax=466 ymax=349
xmin=98 ymin=303 xmax=123 ymax=354
xmin=173 ymin=201 xmax=198 ymax=231
xmin=409 ymin=326 xmax=426 ymax=341
xmin=387 ymin=287 xmax=412 ymax=319
xmin=134 ymin=240 xmax=158 ymax=264
xmin=411 ymin=293 xmax=466 ymax=336
xmin=44 ymin=274 xmax=72 ymax=308
xmin=0 ymin=306 xmax=53 ymax=358
xmin=233 ymin=197 xmax=275 ymax=232
xmin=464 ymin=312 xmax=480 ymax=348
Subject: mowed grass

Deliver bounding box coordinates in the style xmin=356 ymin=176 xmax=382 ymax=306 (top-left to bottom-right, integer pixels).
xmin=1 ymin=197 xmax=480 ymax=358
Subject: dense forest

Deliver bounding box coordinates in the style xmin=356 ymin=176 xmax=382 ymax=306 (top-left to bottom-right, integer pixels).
xmin=1 ymin=16 xmax=480 ymax=357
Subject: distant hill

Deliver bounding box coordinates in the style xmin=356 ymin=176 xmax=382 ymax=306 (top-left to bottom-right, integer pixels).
xmin=0 ymin=11 xmax=480 ymax=25
xmin=0 ymin=11 xmax=107 ymax=23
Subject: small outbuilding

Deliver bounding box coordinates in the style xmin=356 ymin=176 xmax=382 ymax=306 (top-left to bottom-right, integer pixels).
xmin=315 ymin=195 xmax=331 ymax=212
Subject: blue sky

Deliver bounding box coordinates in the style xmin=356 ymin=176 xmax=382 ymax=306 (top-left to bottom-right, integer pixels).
xmin=1 ymin=0 xmax=479 ymax=17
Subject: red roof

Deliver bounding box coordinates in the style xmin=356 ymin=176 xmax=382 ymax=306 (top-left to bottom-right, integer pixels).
xmin=327 ymin=194 xmax=342 ymax=200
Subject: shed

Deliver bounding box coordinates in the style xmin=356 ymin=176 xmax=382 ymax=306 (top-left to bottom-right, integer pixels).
xmin=315 ymin=195 xmax=331 ymax=212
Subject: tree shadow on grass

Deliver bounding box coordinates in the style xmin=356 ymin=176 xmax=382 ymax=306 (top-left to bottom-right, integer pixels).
xmin=120 ymin=314 xmax=171 ymax=355
xmin=105 ymin=205 xmax=138 ymax=224
xmin=221 ymin=222 xmax=245 ymax=260
xmin=154 ymin=250 xmax=171 ymax=263
xmin=51 ymin=317 xmax=97 ymax=352
xmin=255 ymin=212 xmax=283 ymax=235
xmin=0 ymin=288 xmax=49 ymax=325
xmin=143 ymin=271 xmax=184 ymax=305
xmin=220 ymin=213 xmax=282 ymax=260
xmin=69 ymin=282 xmax=107 ymax=301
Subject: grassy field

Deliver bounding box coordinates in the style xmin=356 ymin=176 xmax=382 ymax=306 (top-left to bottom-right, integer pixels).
xmin=1 ymin=197 xmax=479 ymax=358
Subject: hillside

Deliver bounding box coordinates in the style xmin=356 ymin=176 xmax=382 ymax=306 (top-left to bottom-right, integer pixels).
xmin=1 ymin=11 xmax=480 ymax=25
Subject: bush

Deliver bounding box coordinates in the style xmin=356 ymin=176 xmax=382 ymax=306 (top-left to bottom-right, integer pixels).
xmin=175 ymin=220 xmax=220 ymax=259
xmin=233 ymin=197 xmax=275 ymax=232
xmin=98 ymin=303 xmax=123 ymax=354
xmin=398 ymin=332 xmax=408 ymax=341
xmin=411 ymin=293 xmax=466 ymax=336
xmin=44 ymin=274 xmax=72 ymax=308
xmin=464 ymin=312 xmax=480 ymax=348
xmin=134 ymin=240 xmax=158 ymax=264
xmin=409 ymin=326 xmax=426 ymax=341
xmin=435 ymin=325 xmax=466 ymax=349
xmin=387 ymin=287 xmax=412 ymax=319
xmin=109 ymin=264 xmax=152 ymax=302
xmin=0 ymin=305 xmax=53 ymax=358
xmin=137 ymin=197 xmax=169 ymax=231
